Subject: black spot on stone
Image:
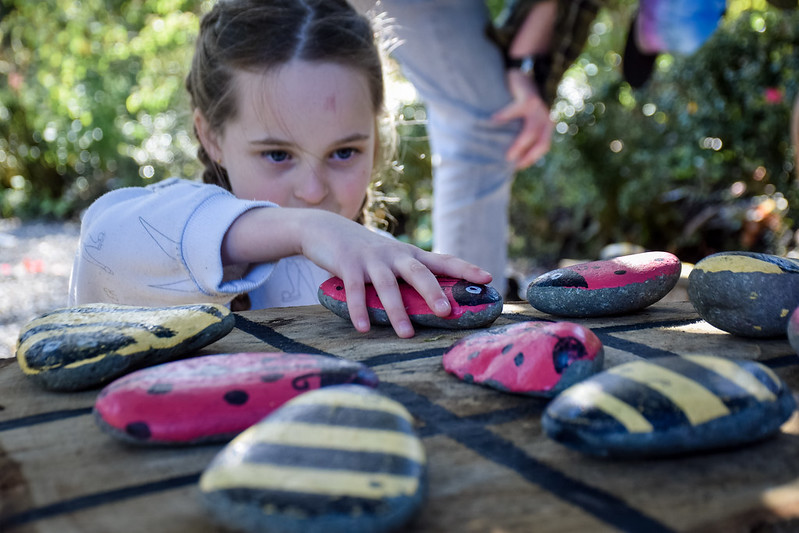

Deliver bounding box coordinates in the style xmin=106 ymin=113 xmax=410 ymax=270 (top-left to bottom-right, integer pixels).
xmin=147 ymin=382 xmax=172 ymax=395
xmin=125 ymin=422 xmax=151 ymax=440
xmin=552 ymin=337 xmax=587 ymax=373
xmin=501 ymin=344 xmax=513 ymax=354
xmin=224 ymin=390 xmax=249 ymax=405
xmin=336 ymin=285 xmax=344 ymax=291
xmin=534 ymin=270 xmax=588 ymax=288
xmin=467 ymin=351 xmax=481 ymax=360
xmin=514 ymin=353 xmax=524 ymax=367
xmin=614 ymin=270 xmax=627 ymax=275
xmin=261 ymin=373 xmax=284 ymax=383
xmin=451 ymin=279 xmax=500 ymax=305
xmin=463 ymin=373 xmax=474 ymax=383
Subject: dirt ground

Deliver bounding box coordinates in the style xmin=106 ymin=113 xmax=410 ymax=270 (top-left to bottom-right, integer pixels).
xmin=0 ymin=218 xmax=81 ymax=359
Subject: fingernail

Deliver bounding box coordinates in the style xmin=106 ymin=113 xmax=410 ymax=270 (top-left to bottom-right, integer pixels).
xmin=357 ymin=319 xmax=369 ymax=331
xmin=434 ymin=299 xmax=450 ymax=314
xmin=398 ymin=322 xmax=414 ymax=338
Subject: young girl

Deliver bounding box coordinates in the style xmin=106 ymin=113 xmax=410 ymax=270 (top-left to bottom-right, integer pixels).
xmin=68 ymin=0 xmax=491 ymax=339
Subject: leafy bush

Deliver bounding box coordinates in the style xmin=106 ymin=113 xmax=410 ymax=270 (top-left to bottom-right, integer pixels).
xmin=0 ymin=0 xmax=204 ymax=218
xmin=508 ymin=4 xmax=799 ymax=265
xmin=1 ymin=0 xmax=797 ymax=270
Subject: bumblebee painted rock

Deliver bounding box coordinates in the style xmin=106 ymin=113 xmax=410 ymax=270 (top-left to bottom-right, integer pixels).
xmin=442 ymin=321 xmax=603 ymax=397
xmin=526 ymin=252 xmax=681 ymax=317
xmin=542 ymin=355 xmax=796 ymax=458
xmin=200 ymin=384 xmax=427 ymax=533
xmin=16 ymin=303 xmax=234 ymax=391
xmin=689 ymin=252 xmax=799 ymax=337
xmin=318 ymin=276 xmax=503 ymax=329
xmin=94 ymin=352 xmax=378 ymax=445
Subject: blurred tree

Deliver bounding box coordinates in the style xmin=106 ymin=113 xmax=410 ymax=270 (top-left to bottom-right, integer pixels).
xmin=0 ymin=0 xmax=205 ymax=218
xmin=1 ymin=0 xmax=797 ymax=269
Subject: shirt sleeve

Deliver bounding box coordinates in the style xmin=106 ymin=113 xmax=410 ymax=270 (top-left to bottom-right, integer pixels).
xmin=68 ymin=178 xmax=277 ymax=307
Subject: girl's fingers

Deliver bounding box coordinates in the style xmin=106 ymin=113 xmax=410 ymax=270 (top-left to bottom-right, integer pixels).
xmin=396 ymin=257 xmax=451 ymax=318
xmin=342 ymin=277 xmax=371 ymax=333
xmin=367 ymin=267 xmax=415 ymax=338
xmin=418 ymin=252 xmax=492 ymax=285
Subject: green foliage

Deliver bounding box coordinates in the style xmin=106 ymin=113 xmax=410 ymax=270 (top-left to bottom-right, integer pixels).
xmin=1 ymin=0 xmax=797 ymax=270
xmin=0 ymin=0 xmax=206 ymax=218
xmin=507 ymin=3 xmax=799 ymax=265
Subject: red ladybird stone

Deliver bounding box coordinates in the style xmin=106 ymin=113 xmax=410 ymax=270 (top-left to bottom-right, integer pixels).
xmin=318 ymin=276 xmax=503 ymax=329
xmin=526 ymin=252 xmax=681 ymax=317
xmin=93 ymin=352 xmax=378 ymax=445
xmin=442 ymin=321 xmax=604 ymax=397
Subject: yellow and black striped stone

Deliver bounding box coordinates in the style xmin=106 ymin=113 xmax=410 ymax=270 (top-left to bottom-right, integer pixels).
xmin=16 ymin=303 xmax=234 ymax=391
xmin=688 ymin=252 xmax=799 ymax=337
xmin=542 ymin=355 xmax=796 ymax=458
xmin=200 ymin=384 xmax=427 ymax=533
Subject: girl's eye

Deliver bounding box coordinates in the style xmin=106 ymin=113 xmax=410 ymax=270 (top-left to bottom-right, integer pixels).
xmin=263 ymin=150 xmax=290 ymax=163
xmin=332 ymin=147 xmax=357 ymax=160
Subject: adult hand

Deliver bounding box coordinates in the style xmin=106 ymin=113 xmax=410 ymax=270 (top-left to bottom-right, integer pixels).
xmin=491 ymin=68 xmax=554 ymax=170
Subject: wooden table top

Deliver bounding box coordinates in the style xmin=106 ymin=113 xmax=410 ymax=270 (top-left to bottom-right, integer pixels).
xmin=2 ymin=299 xmax=799 ymax=533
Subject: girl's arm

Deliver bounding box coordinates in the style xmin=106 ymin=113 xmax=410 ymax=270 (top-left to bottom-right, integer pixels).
xmin=69 ymin=178 xmax=278 ymax=307
xmin=222 ymin=207 xmax=492 ymax=338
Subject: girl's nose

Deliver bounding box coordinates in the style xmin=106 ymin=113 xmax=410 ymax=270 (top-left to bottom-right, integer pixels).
xmin=294 ymin=162 xmax=328 ymax=206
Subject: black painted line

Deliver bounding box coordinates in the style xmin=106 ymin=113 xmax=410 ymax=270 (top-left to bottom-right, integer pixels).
xmin=0 ymin=473 xmax=201 ymax=529
xmin=597 ymin=334 xmax=680 ymax=359
xmin=0 ymin=407 xmax=93 ymax=432
xmin=360 ymin=347 xmax=446 ymax=367
xmin=418 ymin=403 xmax=546 ymax=438
xmin=500 ymin=313 xmax=555 ymax=323
xmin=591 ymin=317 xmax=703 ymax=334
xmin=379 ymin=382 xmax=676 ymax=533
xmin=234 ymin=315 xmax=330 ymax=355
xmin=762 ymin=353 xmax=799 ymax=369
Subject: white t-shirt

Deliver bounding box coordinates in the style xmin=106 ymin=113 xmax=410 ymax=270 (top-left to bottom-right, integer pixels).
xmin=68 ymin=178 xmax=333 ymax=309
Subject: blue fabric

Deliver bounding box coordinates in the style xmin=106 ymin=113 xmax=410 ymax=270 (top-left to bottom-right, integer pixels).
xmin=638 ymin=0 xmax=726 ymax=55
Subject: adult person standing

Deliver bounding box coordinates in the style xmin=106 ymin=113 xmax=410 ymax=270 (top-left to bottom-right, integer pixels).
xmin=352 ymin=0 xmax=602 ymax=298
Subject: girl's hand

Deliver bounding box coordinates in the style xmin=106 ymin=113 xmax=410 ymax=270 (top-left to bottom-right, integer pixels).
xmin=299 ymin=212 xmax=492 ymax=338
xmin=223 ymin=207 xmax=492 ymax=338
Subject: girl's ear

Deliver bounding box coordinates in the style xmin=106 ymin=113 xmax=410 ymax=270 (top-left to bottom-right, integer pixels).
xmin=194 ymin=108 xmax=223 ymax=165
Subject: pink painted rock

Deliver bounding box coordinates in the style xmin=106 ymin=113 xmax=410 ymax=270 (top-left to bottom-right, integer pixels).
xmin=442 ymin=321 xmax=604 ymax=397
xmin=527 ymin=251 xmax=681 ymax=317
xmin=318 ymin=276 xmax=503 ymax=329
xmin=93 ymin=352 xmax=378 ymax=445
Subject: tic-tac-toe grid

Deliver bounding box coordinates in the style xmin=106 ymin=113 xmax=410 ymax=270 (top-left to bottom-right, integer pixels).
xmin=2 ymin=301 xmax=798 ymax=533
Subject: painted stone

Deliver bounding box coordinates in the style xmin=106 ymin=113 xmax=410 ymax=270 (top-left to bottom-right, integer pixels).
xmin=94 ymin=352 xmax=378 ymax=445
xmin=200 ymin=384 xmax=427 ymax=533
xmin=442 ymin=321 xmax=603 ymax=397
xmin=526 ymin=251 xmax=681 ymax=317
xmin=16 ymin=303 xmax=234 ymax=391
xmin=688 ymin=252 xmax=799 ymax=338
xmin=788 ymin=307 xmax=799 ymax=355
xmin=318 ymin=276 xmax=503 ymax=329
xmin=542 ymin=355 xmax=796 ymax=458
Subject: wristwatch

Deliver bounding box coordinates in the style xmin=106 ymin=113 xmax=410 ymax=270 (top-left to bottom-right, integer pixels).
xmin=505 ymin=55 xmax=536 ymax=76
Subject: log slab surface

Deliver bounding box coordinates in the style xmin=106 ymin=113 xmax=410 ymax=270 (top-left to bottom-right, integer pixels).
xmin=3 ymin=300 xmax=799 ymax=533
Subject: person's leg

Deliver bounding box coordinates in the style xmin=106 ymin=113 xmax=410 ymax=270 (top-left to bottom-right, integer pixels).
xmin=377 ymin=0 xmax=520 ymax=296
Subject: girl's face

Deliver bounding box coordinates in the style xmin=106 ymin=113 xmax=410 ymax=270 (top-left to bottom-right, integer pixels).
xmin=198 ymin=61 xmax=377 ymax=220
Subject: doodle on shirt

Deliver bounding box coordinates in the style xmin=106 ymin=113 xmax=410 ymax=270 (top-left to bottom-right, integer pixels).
xmin=139 ymin=216 xmax=197 ymax=294
xmin=281 ymin=257 xmax=319 ymax=304
xmin=139 ymin=217 xmax=181 ymax=260
xmin=83 ymin=231 xmax=113 ymax=275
